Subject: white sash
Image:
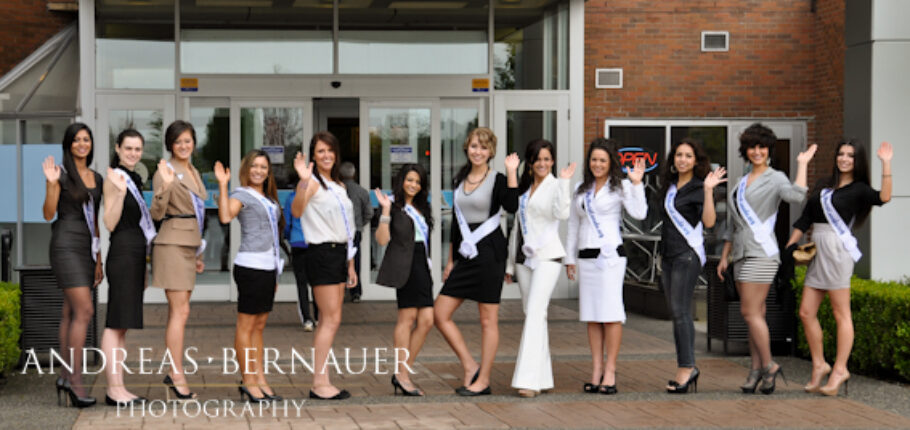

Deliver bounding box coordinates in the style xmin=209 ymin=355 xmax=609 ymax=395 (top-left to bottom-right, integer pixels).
xmin=518 ymin=190 xmax=558 ymax=270
xmin=167 ymin=162 xmax=206 ymax=256
xmin=324 ymin=179 xmax=357 ymax=260
xmin=736 ymin=176 xmax=778 ymax=257
xmin=237 ymin=187 xmax=285 ymax=275
xmin=59 ymin=164 xmax=99 ymax=261
xmin=403 ymin=204 xmax=432 ymax=269
xmin=820 ymin=188 xmax=862 ymax=262
xmin=665 ymin=184 xmax=707 ymax=266
xmin=453 ymin=182 xmax=502 ymax=260
xmin=583 ymin=186 xmax=621 ymax=269
xmin=115 ymin=168 xmax=157 ymax=247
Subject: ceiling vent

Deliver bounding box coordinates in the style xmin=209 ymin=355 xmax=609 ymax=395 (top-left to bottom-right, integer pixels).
xmin=701 ymin=31 xmax=729 ymax=52
xmin=595 ymin=68 xmax=622 ymax=89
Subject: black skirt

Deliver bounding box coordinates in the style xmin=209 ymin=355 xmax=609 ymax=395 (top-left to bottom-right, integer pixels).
xmin=233 ymin=265 xmax=277 ymax=314
xmin=105 ymin=228 xmax=147 ymax=329
xmin=396 ymin=242 xmax=434 ymax=309
xmin=440 ymin=232 xmax=506 ymax=304
xmin=305 ymin=243 xmax=348 ymax=286
xmin=50 ymin=220 xmax=95 ymax=288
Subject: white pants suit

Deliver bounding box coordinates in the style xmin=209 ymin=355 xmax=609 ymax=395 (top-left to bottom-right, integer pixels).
xmin=511 ymin=261 xmax=562 ymax=390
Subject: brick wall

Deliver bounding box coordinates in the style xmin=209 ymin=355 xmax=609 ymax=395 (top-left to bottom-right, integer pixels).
xmin=0 ymin=1 xmax=75 ymax=76
xmin=584 ymin=0 xmax=846 ymax=185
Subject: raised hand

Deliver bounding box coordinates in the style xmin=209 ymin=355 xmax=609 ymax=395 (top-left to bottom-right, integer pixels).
xmin=504 ymin=153 xmax=520 ymax=172
xmin=560 ymin=162 xmax=577 ymax=179
xmin=877 ymin=141 xmax=893 ymax=162
xmin=374 ymin=188 xmax=391 ymax=210
xmin=704 ymin=166 xmax=728 ymax=190
xmin=627 ymin=157 xmax=646 ymax=184
xmin=42 ymin=156 xmax=60 ymax=183
xmin=106 ymin=167 xmax=127 ymax=192
xmin=158 ymin=159 xmax=175 ymax=185
xmin=294 ymin=152 xmax=313 ymax=183
xmin=214 ymin=161 xmax=230 ymax=186
xmin=797 ymin=143 xmax=818 ymax=164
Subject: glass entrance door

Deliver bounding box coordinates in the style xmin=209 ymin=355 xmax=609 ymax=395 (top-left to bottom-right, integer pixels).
xmin=230 ymin=100 xmax=313 ymax=302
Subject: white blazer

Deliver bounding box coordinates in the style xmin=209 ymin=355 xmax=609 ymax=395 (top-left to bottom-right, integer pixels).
xmin=564 ymin=179 xmax=647 ymax=265
xmin=506 ymin=174 xmax=572 ymax=275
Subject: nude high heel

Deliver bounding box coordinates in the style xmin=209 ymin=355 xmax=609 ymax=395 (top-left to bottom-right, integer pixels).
xmin=819 ymin=370 xmax=850 ymax=397
xmin=804 ymin=362 xmax=832 ymax=393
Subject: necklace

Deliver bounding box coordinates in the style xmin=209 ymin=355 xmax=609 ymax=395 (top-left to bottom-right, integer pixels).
xmin=462 ymin=168 xmax=490 ymax=196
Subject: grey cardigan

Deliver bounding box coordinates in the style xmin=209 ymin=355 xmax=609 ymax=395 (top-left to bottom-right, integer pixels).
xmin=723 ymin=167 xmax=807 ymax=263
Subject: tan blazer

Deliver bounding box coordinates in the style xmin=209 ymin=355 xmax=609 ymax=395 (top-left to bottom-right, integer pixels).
xmin=150 ymin=161 xmax=207 ymax=247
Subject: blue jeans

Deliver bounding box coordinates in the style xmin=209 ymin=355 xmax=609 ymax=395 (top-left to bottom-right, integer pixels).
xmin=660 ymin=249 xmax=701 ymax=368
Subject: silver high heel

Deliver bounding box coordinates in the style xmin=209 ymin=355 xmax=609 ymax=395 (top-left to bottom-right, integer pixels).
xmin=740 ymin=369 xmax=762 ymax=394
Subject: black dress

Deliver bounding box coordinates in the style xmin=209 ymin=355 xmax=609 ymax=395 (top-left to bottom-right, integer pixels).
xmin=50 ymin=170 xmax=102 ymax=289
xmin=105 ymin=169 xmax=148 ymax=329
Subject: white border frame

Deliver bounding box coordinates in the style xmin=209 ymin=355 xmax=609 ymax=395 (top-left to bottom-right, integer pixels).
xmin=701 ymin=31 xmax=730 ymax=52
xmin=595 ymin=68 xmax=623 ymax=89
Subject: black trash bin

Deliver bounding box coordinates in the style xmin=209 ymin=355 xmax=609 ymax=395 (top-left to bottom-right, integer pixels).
xmin=15 ymin=266 xmax=99 ymax=365
xmin=705 ymin=257 xmax=797 ymax=354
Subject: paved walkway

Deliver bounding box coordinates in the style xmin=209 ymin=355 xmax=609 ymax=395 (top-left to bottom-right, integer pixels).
xmin=2 ymin=299 xmax=909 ymax=429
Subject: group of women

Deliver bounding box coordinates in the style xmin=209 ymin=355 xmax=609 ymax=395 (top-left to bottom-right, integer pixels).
xmin=44 ymin=120 xmax=892 ymax=407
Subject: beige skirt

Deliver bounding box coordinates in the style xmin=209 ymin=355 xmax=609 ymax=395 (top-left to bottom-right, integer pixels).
xmin=804 ymin=223 xmax=853 ymax=290
xmin=151 ymin=244 xmax=198 ymax=291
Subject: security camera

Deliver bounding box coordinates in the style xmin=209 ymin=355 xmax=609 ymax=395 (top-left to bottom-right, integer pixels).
xmin=331 ymin=81 xmax=341 ymax=89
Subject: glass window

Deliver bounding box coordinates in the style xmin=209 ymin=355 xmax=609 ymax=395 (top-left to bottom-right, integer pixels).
xmin=505 ymin=110 xmax=557 ymax=158
xmin=339 ymin=3 xmax=489 ymax=74
xmin=107 ymin=110 xmax=165 ymax=190
xmin=179 ymin=1 xmax=333 ymax=75
xmin=96 ymin=0 xmax=175 ymax=89
xmin=189 ymin=106 xmax=230 ymax=285
xmin=440 ymin=106 xmax=479 ymax=270
xmin=494 ymin=0 xmax=569 ymax=90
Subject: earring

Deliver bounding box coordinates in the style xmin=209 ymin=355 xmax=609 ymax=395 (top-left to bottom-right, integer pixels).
xmin=766 ymin=157 xmax=772 ymax=166
xmin=670 ymin=165 xmax=677 ymax=174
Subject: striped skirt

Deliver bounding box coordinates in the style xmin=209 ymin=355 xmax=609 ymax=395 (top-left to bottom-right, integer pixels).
xmin=733 ymin=256 xmax=779 ymax=284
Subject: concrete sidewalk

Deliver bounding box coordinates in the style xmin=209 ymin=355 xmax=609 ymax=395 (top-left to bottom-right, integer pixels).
xmin=1 ymin=299 xmax=909 ymax=429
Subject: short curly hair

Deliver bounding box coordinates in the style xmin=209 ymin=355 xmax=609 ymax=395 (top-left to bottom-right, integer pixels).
xmin=738 ymin=123 xmax=776 ymax=162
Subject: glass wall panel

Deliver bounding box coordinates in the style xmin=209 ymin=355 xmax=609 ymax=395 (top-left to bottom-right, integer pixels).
xmin=179 ymin=0 xmax=334 ymax=76
xmin=505 ymin=110 xmax=556 ymax=158
xmin=494 ymin=0 xmax=568 ymax=90
xmin=340 ymin=2 xmax=489 ymax=74
xmin=440 ymin=107 xmax=479 ymax=272
xmin=107 ymin=110 xmax=164 ymax=190
xmin=190 ymin=107 xmax=230 ymax=285
xmin=96 ymin=0 xmax=175 ymax=89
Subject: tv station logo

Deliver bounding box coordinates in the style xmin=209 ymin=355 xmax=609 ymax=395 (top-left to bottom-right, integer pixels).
xmin=618 ymin=147 xmax=660 ymax=173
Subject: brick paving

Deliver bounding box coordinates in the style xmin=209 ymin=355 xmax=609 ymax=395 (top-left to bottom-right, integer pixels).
xmin=22 ymin=300 xmax=910 ymax=429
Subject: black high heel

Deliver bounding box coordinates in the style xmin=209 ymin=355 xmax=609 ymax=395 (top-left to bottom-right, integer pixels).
xmin=392 ymin=375 xmax=423 ymax=396
xmin=308 ymin=388 xmax=351 ymax=400
xmin=584 ymin=374 xmax=604 ymax=394
xmin=105 ymin=395 xmax=147 ymax=407
xmin=163 ymin=375 xmax=196 ymax=400
xmin=262 ymin=391 xmax=283 ymax=402
xmin=667 ymin=367 xmax=700 ymax=394
xmin=56 ymin=377 xmax=66 ymax=406
xmin=62 ymin=381 xmax=96 ymax=408
xmin=759 ymin=362 xmax=787 ymax=395
xmin=455 ymin=385 xmax=491 ymax=396
xmin=457 ymin=368 xmax=481 ymax=391
xmin=238 ymin=384 xmax=267 ymax=403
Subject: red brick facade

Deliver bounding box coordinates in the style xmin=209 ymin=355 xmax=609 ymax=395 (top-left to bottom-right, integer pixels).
xmin=584 ymin=0 xmax=845 ymax=183
xmin=0 ymin=0 xmax=74 ymax=76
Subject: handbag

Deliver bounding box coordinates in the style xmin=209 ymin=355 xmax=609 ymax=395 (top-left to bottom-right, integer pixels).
xmin=793 ymin=242 xmax=817 ymax=266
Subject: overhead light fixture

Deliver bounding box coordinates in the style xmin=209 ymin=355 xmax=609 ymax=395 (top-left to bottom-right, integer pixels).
xmin=196 ymin=0 xmax=272 ymax=6
xmin=388 ymin=1 xmax=467 ymax=8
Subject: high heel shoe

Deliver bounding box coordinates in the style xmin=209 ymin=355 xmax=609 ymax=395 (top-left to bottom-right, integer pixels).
xmin=308 ymin=388 xmax=351 ymax=400
xmin=667 ymin=367 xmax=700 ymax=394
xmin=105 ymin=395 xmax=147 ymax=407
xmin=584 ymin=374 xmax=604 ymax=394
xmin=819 ymin=370 xmax=850 ymax=397
xmin=163 ymin=375 xmax=196 ymax=401
xmin=392 ymin=375 xmax=424 ymax=396
xmin=759 ymin=362 xmax=787 ymax=395
xmin=740 ymin=369 xmax=761 ymax=393
xmin=56 ymin=377 xmax=66 ymax=406
xmin=457 ymin=368 xmax=481 ymax=391
xmin=804 ymin=362 xmax=832 ymax=393
xmin=62 ymin=381 xmax=96 ymax=408
xmin=262 ymin=391 xmax=283 ymax=402
xmin=455 ymin=385 xmax=491 ymax=396
xmin=238 ymin=384 xmax=267 ymax=403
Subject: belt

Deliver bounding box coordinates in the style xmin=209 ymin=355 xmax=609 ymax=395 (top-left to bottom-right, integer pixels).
xmin=578 ymin=245 xmax=626 ymax=259
xmin=162 ymin=214 xmax=196 ymax=221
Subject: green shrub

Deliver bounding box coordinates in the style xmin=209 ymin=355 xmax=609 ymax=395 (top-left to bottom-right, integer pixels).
xmin=0 ymin=282 xmax=21 ymax=374
xmin=792 ymin=267 xmax=910 ymax=382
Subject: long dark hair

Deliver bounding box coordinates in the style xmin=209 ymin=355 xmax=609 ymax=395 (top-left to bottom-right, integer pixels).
xmin=61 ymin=122 xmax=94 ymax=203
xmin=453 ymin=127 xmax=496 ymax=187
xmin=309 ymin=130 xmax=342 ymax=189
xmin=576 ymin=138 xmax=623 ymax=196
xmin=812 ymin=139 xmax=873 ymax=226
xmin=110 ymin=129 xmax=145 ymax=168
xmin=393 ymin=163 xmax=434 ymax=231
xmin=518 ymin=139 xmax=556 ymax=195
xmin=239 ymin=149 xmax=285 ymax=233
xmin=660 ymin=137 xmax=711 ymax=197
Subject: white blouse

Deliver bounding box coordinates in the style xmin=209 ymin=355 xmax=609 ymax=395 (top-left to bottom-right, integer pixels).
xmin=301 ymin=180 xmax=355 ymax=245
xmin=564 ymin=179 xmax=647 ymax=265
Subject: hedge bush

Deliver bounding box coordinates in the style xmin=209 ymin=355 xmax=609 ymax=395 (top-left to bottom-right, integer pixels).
xmin=0 ymin=282 xmax=21 ymax=375
xmin=792 ymin=267 xmax=910 ymax=382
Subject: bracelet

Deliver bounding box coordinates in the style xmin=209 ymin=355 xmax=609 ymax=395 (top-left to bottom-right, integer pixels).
xmin=379 ymin=215 xmax=391 ymax=224
xmin=882 ymin=174 xmax=892 ymax=177
xmin=297 ymin=178 xmax=309 ymax=188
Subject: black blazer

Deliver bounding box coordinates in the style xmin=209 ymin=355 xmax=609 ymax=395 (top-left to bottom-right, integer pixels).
xmin=450 ymin=172 xmax=519 ymax=263
xmin=375 ymin=206 xmax=428 ymax=288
